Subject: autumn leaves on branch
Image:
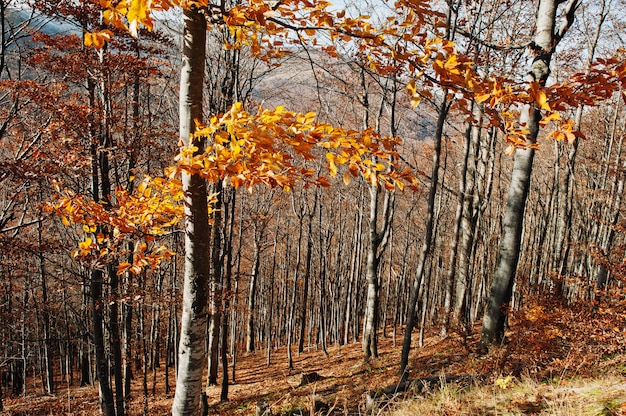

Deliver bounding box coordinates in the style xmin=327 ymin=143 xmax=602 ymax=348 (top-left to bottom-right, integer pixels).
xmin=51 ymin=0 xmax=626 ymax=277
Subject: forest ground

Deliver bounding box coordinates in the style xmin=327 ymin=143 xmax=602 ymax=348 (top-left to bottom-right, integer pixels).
xmin=2 ymin=294 xmax=626 ymax=415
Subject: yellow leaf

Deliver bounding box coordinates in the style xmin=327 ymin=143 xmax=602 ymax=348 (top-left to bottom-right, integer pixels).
xmin=84 ymin=32 xmax=95 ymax=47
xmin=537 ymin=90 xmax=550 ymax=110
xmin=495 ymin=376 xmax=513 ymax=390
xmin=96 ymin=232 xmax=105 ymax=244
xmin=407 ymin=80 xmax=420 ymax=107
xmin=83 ymin=224 xmax=90 ymax=232
xmin=62 ymin=217 xmax=70 ymax=226
xmin=79 ymin=238 xmax=93 ymax=251
xmin=407 ymin=79 xmax=417 ymax=96
xmin=127 ymin=0 xmax=151 ymax=37
xmin=329 ymin=159 xmax=337 ymax=176
xmin=84 ymin=30 xmax=113 ymax=49
xmin=475 ymin=93 xmax=490 ymax=103
xmin=343 ymin=171 xmax=351 ymax=185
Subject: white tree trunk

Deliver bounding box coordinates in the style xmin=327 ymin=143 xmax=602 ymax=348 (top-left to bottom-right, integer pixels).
xmin=171 ymin=6 xmax=209 ymax=416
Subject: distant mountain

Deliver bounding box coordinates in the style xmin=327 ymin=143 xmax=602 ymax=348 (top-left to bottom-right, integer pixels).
xmin=4 ymin=6 xmax=81 ymax=40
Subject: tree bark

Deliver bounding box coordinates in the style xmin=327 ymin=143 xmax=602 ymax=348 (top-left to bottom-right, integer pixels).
xmin=220 ymin=189 xmax=236 ymax=401
xmin=92 ymin=268 xmax=115 ymax=416
xmin=479 ymin=0 xmax=580 ymax=351
xmin=362 ymin=182 xmax=393 ymax=360
xmin=400 ymin=97 xmax=449 ymax=377
xmin=37 ymin=209 xmax=54 ymax=394
xmin=207 ymin=182 xmax=223 ymax=386
xmin=171 ymin=6 xmax=209 ymax=416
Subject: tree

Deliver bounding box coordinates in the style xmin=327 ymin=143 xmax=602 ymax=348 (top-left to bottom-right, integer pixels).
xmin=479 ymin=0 xmax=581 ymax=351
xmin=170 ymin=5 xmax=209 ymax=415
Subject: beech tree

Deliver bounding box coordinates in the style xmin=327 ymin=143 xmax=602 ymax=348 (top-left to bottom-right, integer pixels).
xmin=169 ymin=5 xmax=210 ymax=415
xmin=479 ymin=0 xmax=580 ymax=351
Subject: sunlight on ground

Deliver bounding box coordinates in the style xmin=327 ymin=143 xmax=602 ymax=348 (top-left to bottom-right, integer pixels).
xmin=385 ymin=375 xmax=626 ymax=416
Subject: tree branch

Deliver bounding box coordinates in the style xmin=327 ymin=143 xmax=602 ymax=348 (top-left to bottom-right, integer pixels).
xmin=455 ymin=27 xmax=531 ymax=51
xmin=555 ymin=0 xmax=581 ymax=44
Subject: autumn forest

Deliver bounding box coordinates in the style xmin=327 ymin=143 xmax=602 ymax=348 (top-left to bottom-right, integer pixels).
xmin=1 ymin=0 xmax=626 ymax=415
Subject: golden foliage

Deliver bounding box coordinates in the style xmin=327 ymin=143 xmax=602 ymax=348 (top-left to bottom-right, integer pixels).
xmin=47 ymin=176 xmax=202 ymax=275
xmin=170 ymin=102 xmax=417 ymax=192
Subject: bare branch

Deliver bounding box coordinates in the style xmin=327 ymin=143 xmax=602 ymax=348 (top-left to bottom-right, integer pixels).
xmin=555 ymin=0 xmax=582 ymax=43
xmin=455 ymin=27 xmax=531 ymax=51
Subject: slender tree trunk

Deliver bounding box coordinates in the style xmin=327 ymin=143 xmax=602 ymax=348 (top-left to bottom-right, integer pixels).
xmin=109 ymin=263 xmax=124 ymax=416
xmin=92 ymin=268 xmax=115 ymax=416
xmin=400 ymin=98 xmax=449 ymax=377
xmin=596 ymin=122 xmax=624 ymax=289
xmin=207 ymin=181 xmax=223 ymax=386
xmin=443 ymin=123 xmax=471 ymax=335
xmin=362 ymin=182 xmax=393 ymax=360
xmin=480 ymin=0 xmax=580 ymax=351
xmin=220 ymin=189 xmax=236 ymax=401
xmin=246 ymin=229 xmax=261 ymax=353
xmin=87 ymin=38 xmax=116 ymax=413
xmin=362 ymin=236 xmax=380 ymax=360
xmin=266 ymin=210 xmax=280 ymax=367
xmin=96 ymin=25 xmax=124 ymax=414
xmin=37 ymin=211 xmax=54 ymax=394
xmin=557 ymin=1 xmax=607 ymax=280
xmin=124 ymin=46 xmax=141 ymax=406
xmin=297 ymin=206 xmax=314 ymax=354
xmin=453 ymin=106 xmax=482 ymax=329
xmin=230 ymin=201 xmax=244 ymax=383
xmin=171 ymin=6 xmax=209 ymax=416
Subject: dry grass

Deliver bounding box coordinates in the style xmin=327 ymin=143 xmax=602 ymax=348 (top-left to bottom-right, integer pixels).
xmin=384 ymin=375 xmax=626 ymax=416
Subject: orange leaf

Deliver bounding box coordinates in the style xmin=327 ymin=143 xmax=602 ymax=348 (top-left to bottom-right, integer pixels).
xmin=117 ymin=262 xmax=132 ymax=275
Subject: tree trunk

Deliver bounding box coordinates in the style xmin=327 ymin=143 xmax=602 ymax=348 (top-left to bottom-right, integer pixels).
xmin=220 ymin=189 xmax=236 ymax=401
xmin=556 ymin=0 xmax=607 ymax=281
xmin=362 ymin=182 xmax=393 ymax=360
xmin=109 ymin=263 xmax=124 ymax=416
xmin=207 ymin=181 xmax=223 ymax=386
xmin=297 ymin=204 xmax=314 ymax=354
xmin=92 ymin=268 xmax=116 ymax=416
xmin=479 ymin=0 xmax=579 ymax=351
xmin=400 ymin=98 xmax=449 ymax=377
xmin=453 ymin=105 xmax=482 ymax=329
xmin=87 ymin=35 xmax=116 ymax=413
xmin=171 ymin=6 xmax=209 ymax=416
xmin=37 ymin=211 xmax=54 ymax=394
xmin=246 ymin=230 xmax=261 ymax=353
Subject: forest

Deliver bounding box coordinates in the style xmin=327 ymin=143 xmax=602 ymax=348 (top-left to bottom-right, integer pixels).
xmin=1 ymin=0 xmax=626 ymax=415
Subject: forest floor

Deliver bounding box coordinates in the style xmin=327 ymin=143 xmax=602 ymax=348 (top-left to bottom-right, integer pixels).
xmin=2 ymin=294 xmax=626 ymax=415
